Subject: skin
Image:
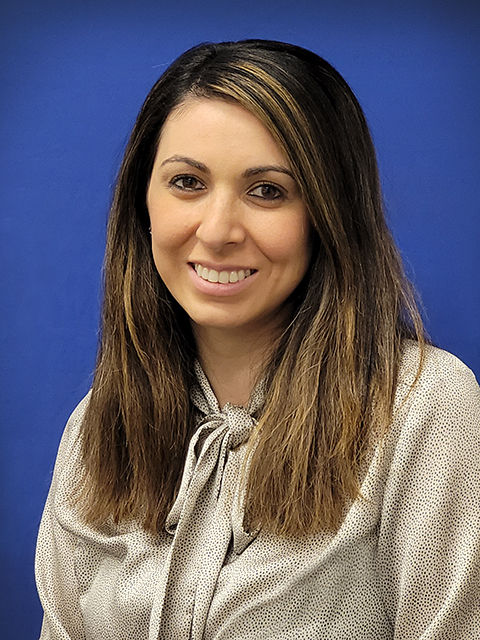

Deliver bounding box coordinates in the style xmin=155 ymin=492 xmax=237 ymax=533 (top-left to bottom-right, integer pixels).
xmin=147 ymin=98 xmax=311 ymax=406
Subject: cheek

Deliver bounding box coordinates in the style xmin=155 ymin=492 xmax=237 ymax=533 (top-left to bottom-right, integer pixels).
xmin=260 ymin=220 xmax=311 ymax=268
xmin=150 ymin=213 xmax=193 ymax=252
xmin=148 ymin=188 xmax=188 ymax=245
xmin=150 ymin=221 xmax=195 ymax=285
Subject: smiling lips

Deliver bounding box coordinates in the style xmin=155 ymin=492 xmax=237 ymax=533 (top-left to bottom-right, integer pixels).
xmin=193 ymin=263 xmax=256 ymax=284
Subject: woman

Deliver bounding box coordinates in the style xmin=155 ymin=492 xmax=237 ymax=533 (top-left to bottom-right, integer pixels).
xmin=35 ymin=40 xmax=480 ymax=639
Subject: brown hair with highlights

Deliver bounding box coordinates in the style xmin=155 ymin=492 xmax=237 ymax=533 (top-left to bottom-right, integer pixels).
xmin=78 ymin=40 xmax=425 ymax=536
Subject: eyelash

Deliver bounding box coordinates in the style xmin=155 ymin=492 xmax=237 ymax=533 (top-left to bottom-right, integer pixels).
xmin=169 ymin=175 xmax=205 ymax=192
xmin=248 ymin=183 xmax=284 ymax=201
xmin=168 ymin=175 xmax=286 ymax=201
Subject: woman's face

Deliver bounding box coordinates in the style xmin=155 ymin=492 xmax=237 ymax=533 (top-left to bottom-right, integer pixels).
xmin=146 ymin=97 xmax=311 ymax=337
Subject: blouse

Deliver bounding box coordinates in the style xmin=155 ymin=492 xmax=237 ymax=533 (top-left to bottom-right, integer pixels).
xmin=35 ymin=342 xmax=480 ymax=639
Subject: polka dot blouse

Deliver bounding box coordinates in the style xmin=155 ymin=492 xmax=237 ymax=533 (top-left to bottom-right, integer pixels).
xmin=35 ymin=342 xmax=480 ymax=639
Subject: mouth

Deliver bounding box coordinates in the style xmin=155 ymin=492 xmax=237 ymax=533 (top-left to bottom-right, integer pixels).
xmin=190 ymin=262 xmax=257 ymax=284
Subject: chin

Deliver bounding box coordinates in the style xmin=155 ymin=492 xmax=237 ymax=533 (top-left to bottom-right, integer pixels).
xmin=189 ymin=308 xmax=284 ymax=337
xmin=190 ymin=316 xmax=249 ymax=331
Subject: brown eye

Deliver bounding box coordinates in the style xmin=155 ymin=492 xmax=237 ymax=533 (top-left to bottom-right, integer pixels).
xmin=170 ymin=175 xmax=205 ymax=191
xmin=249 ymin=183 xmax=284 ymax=200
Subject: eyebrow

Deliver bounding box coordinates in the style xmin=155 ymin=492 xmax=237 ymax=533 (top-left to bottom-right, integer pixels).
xmin=159 ymin=155 xmax=294 ymax=179
xmin=160 ymin=155 xmax=209 ymax=173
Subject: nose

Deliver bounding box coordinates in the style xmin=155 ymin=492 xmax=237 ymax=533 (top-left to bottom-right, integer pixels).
xmin=195 ymin=194 xmax=246 ymax=251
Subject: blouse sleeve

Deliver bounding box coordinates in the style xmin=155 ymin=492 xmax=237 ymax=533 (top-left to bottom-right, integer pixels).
xmin=35 ymin=394 xmax=90 ymax=640
xmin=377 ymin=350 xmax=480 ymax=638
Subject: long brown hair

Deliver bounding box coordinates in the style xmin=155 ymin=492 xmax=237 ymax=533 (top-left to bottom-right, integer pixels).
xmin=79 ymin=40 xmax=425 ymax=536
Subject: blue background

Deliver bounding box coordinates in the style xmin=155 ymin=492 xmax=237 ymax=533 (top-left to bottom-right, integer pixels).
xmin=1 ymin=1 xmax=479 ymax=638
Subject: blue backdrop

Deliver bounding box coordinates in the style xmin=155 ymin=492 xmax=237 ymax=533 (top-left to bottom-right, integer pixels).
xmin=1 ymin=1 xmax=479 ymax=638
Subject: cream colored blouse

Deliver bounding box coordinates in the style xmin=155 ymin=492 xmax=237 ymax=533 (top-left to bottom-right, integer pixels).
xmin=35 ymin=343 xmax=480 ymax=639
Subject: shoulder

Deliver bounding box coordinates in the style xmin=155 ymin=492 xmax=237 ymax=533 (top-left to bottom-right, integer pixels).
xmin=374 ymin=345 xmax=480 ymax=637
xmin=51 ymin=392 xmax=92 ymax=484
xmin=396 ymin=340 xmax=479 ymax=407
xmin=388 ymin=341 xmax=480 ymax=461
xmin=373 ymin=342 xmax=480 ymax=528
xmin=59 ymin=392 xmax=92 ymax=451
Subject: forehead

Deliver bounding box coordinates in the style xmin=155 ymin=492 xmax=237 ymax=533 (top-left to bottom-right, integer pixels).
xmin=155 ymin=97 xmax=288 ymax=165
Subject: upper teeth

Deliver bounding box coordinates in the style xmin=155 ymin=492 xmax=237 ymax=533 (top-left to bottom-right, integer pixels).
xmin=194 ymin=263 xmax=253 ymax=284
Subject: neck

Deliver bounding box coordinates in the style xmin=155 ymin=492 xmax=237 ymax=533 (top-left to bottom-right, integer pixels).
xmin=193 ymin=323 xmax=279 ymax=408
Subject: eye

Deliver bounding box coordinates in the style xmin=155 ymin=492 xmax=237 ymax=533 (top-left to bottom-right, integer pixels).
xmin=248 ymin=183 xmax=285 ymax=201
xmin=169 ymin=175 xmax=206 ymax=192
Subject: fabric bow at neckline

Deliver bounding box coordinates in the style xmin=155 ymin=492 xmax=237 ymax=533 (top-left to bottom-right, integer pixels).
xmin=164 ymin=360 xmax=264 ymax=534
xmin=149 ymin=360 xmax=265 ymax=639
